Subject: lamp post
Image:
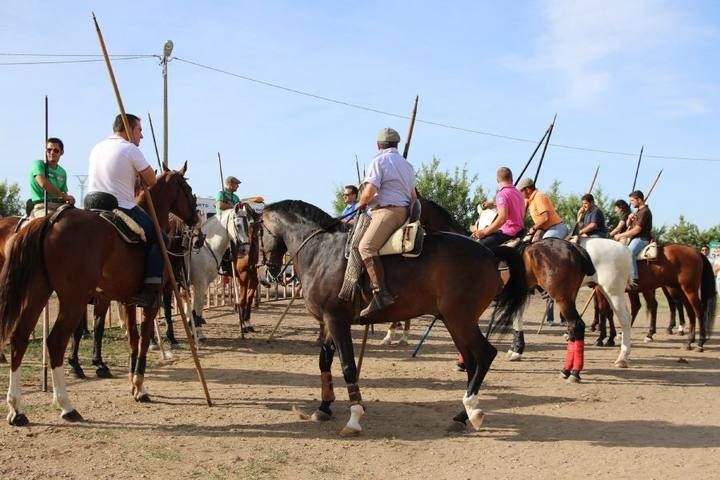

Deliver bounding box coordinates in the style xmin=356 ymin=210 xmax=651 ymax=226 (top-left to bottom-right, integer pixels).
xmin=162 ymin=40 xmax=174 ymax=167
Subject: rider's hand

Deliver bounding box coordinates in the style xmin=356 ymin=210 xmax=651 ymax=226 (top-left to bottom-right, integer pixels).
xmin=356 ymin=201 xmax=367 ymax=211
xmin=63 ymin=194 xmax=76 ymax=205
xmin=472 ymin=229 xmax=486 ymax=239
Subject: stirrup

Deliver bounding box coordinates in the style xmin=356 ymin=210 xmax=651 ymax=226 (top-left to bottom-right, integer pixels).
xmin=360 ymin=290 xmax=395 ymax=318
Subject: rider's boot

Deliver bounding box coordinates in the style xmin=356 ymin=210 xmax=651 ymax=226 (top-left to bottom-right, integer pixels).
xmin=129 ymin=282 xmax=161 ymax=308
xmin=360 ymin=256 xmax=395 ymax=318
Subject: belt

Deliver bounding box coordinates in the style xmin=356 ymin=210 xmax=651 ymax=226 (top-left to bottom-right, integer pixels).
xmin=373 ymin=205 xmax=408 ymax=210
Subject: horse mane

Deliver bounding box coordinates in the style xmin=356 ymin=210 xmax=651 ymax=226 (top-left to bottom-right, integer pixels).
xmin=265 ymin=200 xmax=345 ymax=232
xmin=419 ymin=197 xmax=469 ymax=235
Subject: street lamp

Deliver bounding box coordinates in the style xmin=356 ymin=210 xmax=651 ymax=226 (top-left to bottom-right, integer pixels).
xmin=162 ymin=40 xmax=174 ymax=167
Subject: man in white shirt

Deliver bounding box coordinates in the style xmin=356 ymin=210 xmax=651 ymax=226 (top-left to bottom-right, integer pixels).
xmin=87 ymin=114 xmax=161 ymax=307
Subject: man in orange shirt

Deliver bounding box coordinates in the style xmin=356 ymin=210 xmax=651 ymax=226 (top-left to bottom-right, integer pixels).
xmin=517 ymin=177 xmax=568 ymax=241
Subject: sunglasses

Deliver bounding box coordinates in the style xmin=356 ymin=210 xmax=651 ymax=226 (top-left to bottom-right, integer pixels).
xmin=46 ymin=148 xmax=61 ymax=154
xmin=343 ymin=193 xmax=354 ymax=197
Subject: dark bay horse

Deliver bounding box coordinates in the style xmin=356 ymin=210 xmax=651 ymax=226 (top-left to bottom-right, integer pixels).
xmin=632 ymin=244 xmax=715 ymax=350
xmin=256 ymin=200 xmax=529 ymax=434
xmin=0 ymin=165 xmax=197 ymax=426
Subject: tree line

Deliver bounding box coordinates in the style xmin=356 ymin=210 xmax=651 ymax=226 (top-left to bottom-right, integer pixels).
xmin=332 ymin=157 xmax=718 ymax=250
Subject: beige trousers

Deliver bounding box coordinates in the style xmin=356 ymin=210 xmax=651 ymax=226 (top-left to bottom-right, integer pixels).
xmin=358 ymin=206 xmax=408 ymax=260
xmin=30 ymin=202 xmax=64 ymax=219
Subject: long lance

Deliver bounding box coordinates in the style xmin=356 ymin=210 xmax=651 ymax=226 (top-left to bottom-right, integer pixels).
xmin=514 ymin=122 xmax=551 ymax=186
xmin=217 ymin=152 xmax=227 ymax=202
xmin=631 ymin=146 xmax=644 ymax=192
xmin=355 ymin=154 xmax=361 ymax=185
xmin=357 ymin=96 xmax=419 ymax=381
xmin=587 ymin=165 xmax=600 ymax=195
xmin=645 ymin=169 xmax=663 ymax=202
xmin=533 ymin=113 xmax=557 ymax=185
xmin=41 ymin=96 xmax=49 ymax=392
xmin=92 ymin=12 xmax=212 ymax=406
xmin=402 ymin=95 xmax=419 ymax=159
xmin=147 ymin=112 xmax=163 ymax=171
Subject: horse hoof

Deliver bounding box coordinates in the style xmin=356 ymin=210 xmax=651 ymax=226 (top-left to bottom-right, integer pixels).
xmin=61 ymin=410 xmax=84 ymax=422
xmin=311 ymin=409 xmax=333 ymax=422
xmin=0 ymin=353 xmax=7 ymax=364
xmin=594 ymin=338 xmax=603 ymax=347
xmin=468 ymin=410 xmax=485 ymax=431
xmin=339 ymin=426 xmax=361 ymax=437
xmin=8 ymin=413 xmax=29 ymax=427
xmin=246 ymin=325 xmax=255 ymax=333
xmin=96 ymin=366 xmax=113 ymax=379
xmin=70 ymin=366 xmax=87 ymax=380
xmin=694 ymin=346 xmax=704 ymax=353
xmin=666 ymin=328 xmax=674 ymax=335
xmin=604 ymin=339 xmax=615 ymax=347
xmin=135 ymin=393 xmax=152 ymax=403
xmin=149 ymin=343 xmax=159 ymax=352
xmin=507 ymin=352 xmax=522 ymax=362
xmin=398 ymin=339 xmax=409 ymax=346
xmin=380 ymin=338 xmax=392 ymax=346
xmin=567 ymin=374 xmax=581 ymax=383
xmin=590 ymin=325 xmax=597 ymax=332
xmin=682 ymin=344 xmax=692 ymax=351
xmin=643 ymin=336 xmax=653 ymax=343
xmin=614 ymin=359 xmax=628 ymax=368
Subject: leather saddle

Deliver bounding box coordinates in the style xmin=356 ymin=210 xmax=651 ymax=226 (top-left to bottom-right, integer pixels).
xmin=84 ymin=192 xmax=145 ymax=244
xmin=638 ymin=241 xmax=658 ymax=261
xmin=378 ymin=200 xmax=424 ymax=258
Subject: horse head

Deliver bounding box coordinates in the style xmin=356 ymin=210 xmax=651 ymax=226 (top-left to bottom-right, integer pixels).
xmin=156 ymin=161 xmax=198 ymax=228
xmin=254 ymin=208 xmax=287 ymax=280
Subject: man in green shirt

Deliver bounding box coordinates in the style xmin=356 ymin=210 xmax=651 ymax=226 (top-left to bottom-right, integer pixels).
xmin=215 ymin=175 xmax=241 ymax=215
xmin=29 ymin=137 xmax=75 ymax=218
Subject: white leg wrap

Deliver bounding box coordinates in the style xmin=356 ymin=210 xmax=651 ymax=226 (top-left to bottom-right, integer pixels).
xmin=51 ymin=366 xmax=76 ymax=415
xmin=398 ymin=333 xmax=409 ymax=346
xmin=380 ymin=329 xmax=393 ymax=345
xmin=345 ymin=404 xmax=364 ymax=432
xmin=133 ymin=374 xmax=149 ymax=400
xmin=6 ymin=368 xmax=23 ymax=418
xmin=463 ymin=393 xmax=485 ymax=430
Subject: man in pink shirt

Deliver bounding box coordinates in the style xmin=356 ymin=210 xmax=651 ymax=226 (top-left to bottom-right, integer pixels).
xmin=472 ymin=166 xmax=526 ymax=249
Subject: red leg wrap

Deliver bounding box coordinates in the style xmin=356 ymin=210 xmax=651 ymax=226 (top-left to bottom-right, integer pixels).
xmin=458 ymin=353 xmax=465 ymax=364
xmin=573 ymin=340 xmax=585 ymax=372
xmin=563 ymin=340 xmax=575 ymax=371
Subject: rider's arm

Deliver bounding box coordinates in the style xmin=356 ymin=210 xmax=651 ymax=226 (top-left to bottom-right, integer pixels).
xmin=411 ymin=188 xmax=418 ymax=204
xmin=531 ymin=211 xmax=549 ymax=231
xmin=617 ymin=224 xmax=641 ymax=239
xmin=138 ymin=166 xmax=157 ymax=188
xmin=216 ymin=201 xmax=234 ymax=212
xmin=34 ymin=174 xmax=67 ymax=199
xmin=578 ymin=222 xmax=597 ymax=235
xmin=609 ymin=219 xmax=626 ymax=237
xmin=356 ymin=183 xmax=378 ymax=210
xmin=484 ymin=205 xmax=507 ymax=235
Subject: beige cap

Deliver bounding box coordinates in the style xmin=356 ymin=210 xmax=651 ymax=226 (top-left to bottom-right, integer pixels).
xmin=377 ymin=127 xmax=401 ymax=143
xmin=225 ymin=176 xmax=241 ymax=185
xmin=517 ymin=177 xmax=534 ymax=190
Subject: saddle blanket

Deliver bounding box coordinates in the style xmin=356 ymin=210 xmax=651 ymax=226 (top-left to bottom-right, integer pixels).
xmin=95 ymin=209 xmax=146 ymax=244
xmin=638 ymin=242 xmax=658 ymax=261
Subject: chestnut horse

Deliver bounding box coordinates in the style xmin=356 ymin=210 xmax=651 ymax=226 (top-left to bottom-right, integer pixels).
xmin=0 ymin=165 xmax=197 ymax=426
xmin=234 ymin=205 xmax=261 ymax=332
xmin=256 ymin=200 xmax=529 ymax=434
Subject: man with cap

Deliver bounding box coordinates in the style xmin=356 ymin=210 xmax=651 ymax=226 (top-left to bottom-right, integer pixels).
xmin=614 ymin=190 xmax=652 ymax=289
xmin=472 ymin=167 xmax=525 ymax=248
xmin=517 ymin=177 xmax=568 ymax=241
xmin=216 ymin=176 xmax=241 ymax=215
xmin=356 ymin=127 xmax=417 ymax=318
xmin=29 ymin=137 xmax=76 ymax=218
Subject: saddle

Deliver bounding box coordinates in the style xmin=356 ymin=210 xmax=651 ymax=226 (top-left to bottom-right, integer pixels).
xmin=637 ymin=241 xmax=658 ymax=261
xmin=84 ymin=191 xmax=145 ymax=244
xmin=378 ymin=200 xmax=424 ymax=258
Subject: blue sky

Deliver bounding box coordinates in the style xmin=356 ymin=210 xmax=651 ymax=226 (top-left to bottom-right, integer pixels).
xmin=1 ymin=1 xmax=718 ymax=228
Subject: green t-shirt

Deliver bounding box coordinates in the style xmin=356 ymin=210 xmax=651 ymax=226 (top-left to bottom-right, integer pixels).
xmin=215 ymin=189 xmax=240 ymax=215
xmin=29 ymin=160 xmax=68 ymax=202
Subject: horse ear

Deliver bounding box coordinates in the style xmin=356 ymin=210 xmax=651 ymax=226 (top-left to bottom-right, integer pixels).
xmin=162 ymin=162 xmax=170 ymax=173
xmin=179 ymin=161 xmax=187 ymax=176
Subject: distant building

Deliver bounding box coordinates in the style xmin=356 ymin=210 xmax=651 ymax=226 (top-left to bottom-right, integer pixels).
xmin=196 ymin=196 xmax=216 ymax=221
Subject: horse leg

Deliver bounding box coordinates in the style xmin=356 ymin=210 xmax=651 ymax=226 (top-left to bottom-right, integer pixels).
xmin=643 ymin=291 xmax=658 ymax=343
xmin=677 ymin=300 xmax=686 ymax=336
xmin=192 ymin=282 xmax=207 ymax=342
xmin=380 ymin=322 xmax=395 ymax=345
xmin=162 ymin=288 xmax=179 ymax=346
xmin=506 ymin=314 xmax=524 ymax=361
xmin=605 ymin=309 xmax=616 ymax=347
xmin=67 ymin=312 xmax=87 ymax=379
xmin=244 ymin=271 xmax=258 ymax=332
xmin=606 ymin=291 xmax=632 ymax=367
xmin=398 ymin=319 xmax=410 ymax=346
xmin=132 ymin=307 xmax=158 ymax=402
xmin=311 ymin=341 xmax=336 ymax=421
xmin=323 ymin=315 xmax=364 ymax=436
xmin=91 ymin=301 xmax=112 ymax=378
xmin=595 ymin=300 xmax=606 ymax=347
xmin=47 ymin=299 xmax=86 ymax=422
xmin=6 ymin=293 xmax=49 ymax=426
xmin=124 ymin=306 xmax=139 ymax=395
xmin=681 ymin=287 xmax=704 ymax=351
xmin=558 ymin=300 xmax=585 ymax=382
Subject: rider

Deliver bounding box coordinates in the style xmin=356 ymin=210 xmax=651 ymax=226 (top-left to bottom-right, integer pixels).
xmin=215 ymin=176 xmax=242 ymax=275
xmin=87 ymin=114 xmax=162 ymax=307
xmin=576 ymin=194 xmax=608 ymax=238
xmin=609 ymin=199 xmax=631 ymax=237
xmin=472 ymin=167 xmax=525 ymax=248
xmin=613 ymin=190 xmax=652 ymax=290
xmin=517 ymin=177 xmax=568 ymax=241
xmin=341 ymin=185 xmax=359 ymax=225
xmin=29 ymin=137 xmax=75 ymax=218
xmin=356 ymin=127 xmax=417 ymax=318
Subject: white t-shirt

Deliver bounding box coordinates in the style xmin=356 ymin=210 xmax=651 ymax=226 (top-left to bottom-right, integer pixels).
xmin=88 ymin=134 xmax=151 ymax=209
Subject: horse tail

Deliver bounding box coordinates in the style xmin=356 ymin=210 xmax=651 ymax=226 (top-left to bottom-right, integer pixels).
xmin=573 ymin=243 xmax=596 ymax=276
xmin=0 ymin=218 xmax=50 ymax=343
xmin=700 ymin=254 xmax=716 ymax=339
xmin=487 ymin=246 xmax=529 ymax=339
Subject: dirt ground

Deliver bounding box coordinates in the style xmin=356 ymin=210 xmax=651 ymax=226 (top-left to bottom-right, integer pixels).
xmin=0 ymin=290 xmax=718 ymax=480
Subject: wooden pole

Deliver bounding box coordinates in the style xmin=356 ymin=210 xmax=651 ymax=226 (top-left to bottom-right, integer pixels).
xmin=42 ymin=95 xmax=49 ymax=393
xmin=515 ymin=126 xmax=550 ymax=185
xmin=266 ymin=293 xmax=297 ymax=342
xmin=645 ymin=169 xmax=663 ymax=201
xmin=147 ymin=112 xmax=163 ymax=171
xmin=92 ymin=12 xmax=211 ymax=406
xmin=631 ymin=146 xmax=644 ymax=192
xmin=587 ymin=165 xmax=600 ymax=195
xmin=533 ymin=114 xmax=557 ymax=185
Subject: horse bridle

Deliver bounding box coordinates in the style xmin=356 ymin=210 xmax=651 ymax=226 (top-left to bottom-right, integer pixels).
xmin=256 ymin=216 xmax=326 ymax=283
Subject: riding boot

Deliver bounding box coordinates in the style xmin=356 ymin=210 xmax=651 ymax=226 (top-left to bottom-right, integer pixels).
xmin=360 ymin=256 xmax=395 ymax=318
xmin=129 ymin=283 xmax=161 ymax=308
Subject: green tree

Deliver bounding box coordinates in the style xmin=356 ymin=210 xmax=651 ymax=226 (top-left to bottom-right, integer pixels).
xmin=415 ymin=157 xmax=487 ymax=228
xmin=332 ymin=185 xmax=346 ymax=215
xmin=0 ymin=180 xmax=23 ymax=217
xmin=665 ymin=216 xmax=703 ymax=248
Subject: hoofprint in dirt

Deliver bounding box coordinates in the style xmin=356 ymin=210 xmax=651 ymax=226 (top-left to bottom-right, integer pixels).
xmin=1 ymin=291 xmax=718 ymax=479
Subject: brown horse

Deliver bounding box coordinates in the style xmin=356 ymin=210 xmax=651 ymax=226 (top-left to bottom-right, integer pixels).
xmin=234 ymin=206 xmax=261 ymax=332
xmin=0 ymin=164 xmax=197 ymax=426
xmin=633 ymin=244 xmax=716 ymax=350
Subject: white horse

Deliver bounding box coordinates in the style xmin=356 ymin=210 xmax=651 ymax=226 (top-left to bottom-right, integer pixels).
xmin=187 ymin=205 xmax=250 ymax=340
xmin=513 ymin=237 xmax=634 ymax=368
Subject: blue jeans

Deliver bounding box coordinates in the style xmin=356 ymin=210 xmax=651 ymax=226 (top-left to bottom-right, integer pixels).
xmin=478 ymin=231 xmax=513 ymax=249
xmin=543 ymin=223 xmax=569 ymax=239
xmin=120 ymin=206 xmax=167 ymax=284
xmin=628 ymin=238 xmax=650 ymax=281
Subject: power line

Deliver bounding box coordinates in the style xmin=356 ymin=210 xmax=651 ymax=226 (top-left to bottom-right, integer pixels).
xmin=173 ymin=56 xmax=720 ymax=163
xmin=0 ymin=52 xmax=157 ymax=57
xmin=0 ymin=55 xmax=156 ymax=66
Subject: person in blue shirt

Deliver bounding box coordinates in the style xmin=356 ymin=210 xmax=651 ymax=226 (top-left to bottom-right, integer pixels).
xmin=341 ymin=185 xmax=358 ymax=225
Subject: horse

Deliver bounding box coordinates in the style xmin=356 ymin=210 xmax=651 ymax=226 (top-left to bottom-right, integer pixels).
xmin=0 ymin=164 xmax=197 ymax=426
xmin=380 ymin=196 xmax=469 ymax=346
xmin=630 ymin=244 xmax=715 ymax=350
xmin=0 ymin=216 xmax=23 ymax=363
xmin=187 ymin=204 xmax=251 ymax=341
xmin=234 ymin=205 xmax=262 ymax=332
xmin=256 ymin=200 xmax=529 ymax=434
